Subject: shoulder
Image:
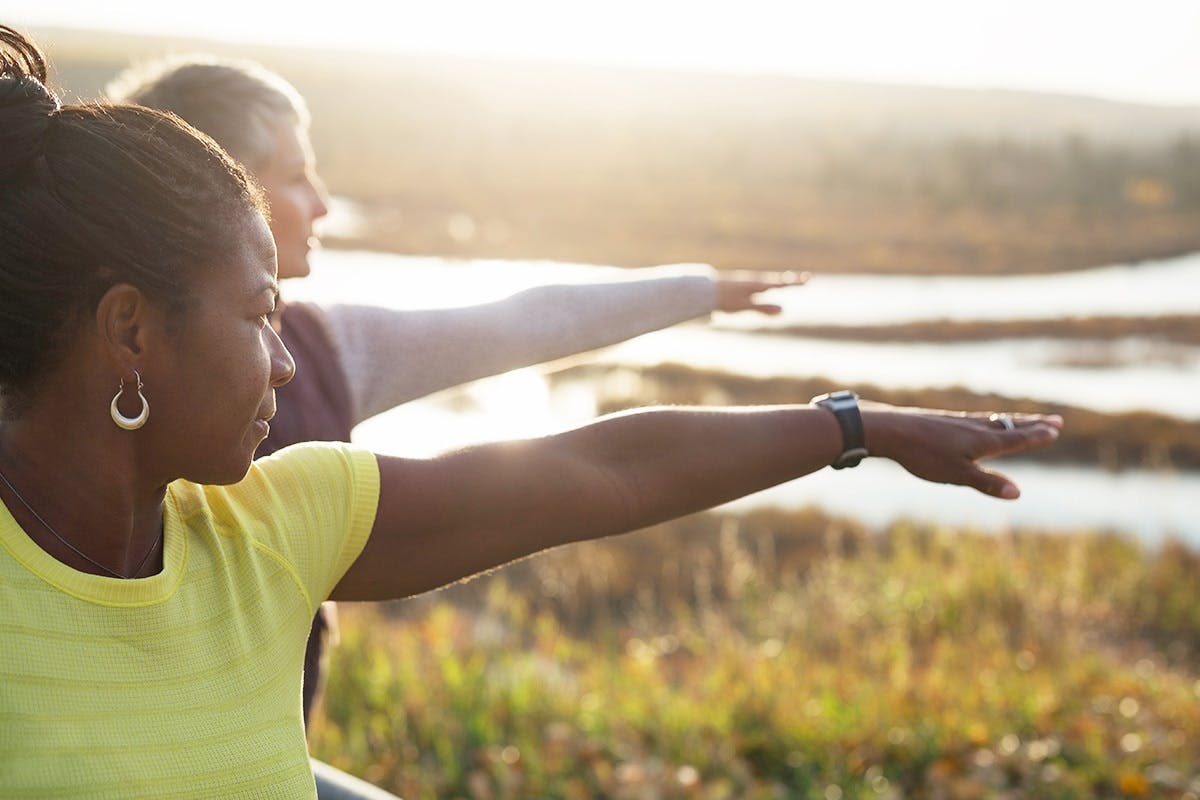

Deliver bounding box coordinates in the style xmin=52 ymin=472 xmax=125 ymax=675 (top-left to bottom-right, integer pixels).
xmin=168 ymin=442 xmax=381 ymax=613
xmin=246 ymin=440 xmax=378 ymax=497
xmin=172 ymin=442 xmax=379 ymax=529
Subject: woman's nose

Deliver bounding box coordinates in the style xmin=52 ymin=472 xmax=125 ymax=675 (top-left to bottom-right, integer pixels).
xmin=309 ymin=176 xmax=330 ymax=221
xmin=269 ymin=327 xmax=296 ymax=388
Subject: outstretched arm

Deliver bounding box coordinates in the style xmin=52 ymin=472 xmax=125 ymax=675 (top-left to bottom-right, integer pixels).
xmin=323 ymin=265 xmax=805 ymax=425
xmin=331 ymin=402 xmax=1061 ymax=601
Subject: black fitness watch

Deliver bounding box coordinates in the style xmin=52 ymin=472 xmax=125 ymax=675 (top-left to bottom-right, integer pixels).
xmin=811 ymin=390 xmax=868 ymax=469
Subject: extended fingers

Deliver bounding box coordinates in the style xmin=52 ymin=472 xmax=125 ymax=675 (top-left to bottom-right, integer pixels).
xmin=953 ymin=414 xmax=1061 ymax=496
xmin=1004 ymin=412 xmax=1064 ymax=431
xmin=979 ymin=414 xmax=1062 ymax=458
xmin=716 ymin=273 xmax=809 ymax=313
xmin=755 ymin=270 xmax=810 ymax=289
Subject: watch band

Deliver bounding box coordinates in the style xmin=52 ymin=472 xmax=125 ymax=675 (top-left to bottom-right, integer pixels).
xmin=811 ymin=390 xmax=868 ymax=469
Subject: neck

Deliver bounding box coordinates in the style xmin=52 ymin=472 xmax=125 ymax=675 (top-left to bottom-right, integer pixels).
xmin=0 ymin=406 xmax=168 ymax=579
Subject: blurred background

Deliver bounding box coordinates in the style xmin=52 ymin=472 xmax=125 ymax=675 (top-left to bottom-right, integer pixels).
xmin=12 ymin=3 xmax=1200 ymax=796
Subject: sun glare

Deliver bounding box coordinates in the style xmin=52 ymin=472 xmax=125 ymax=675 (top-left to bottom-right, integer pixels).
xmin=12 ymin=0 xmax=1200 ymax=105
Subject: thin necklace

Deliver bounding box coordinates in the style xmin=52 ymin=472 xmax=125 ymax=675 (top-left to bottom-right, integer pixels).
xmin=0 ymin=465 xmax=161 ymax=580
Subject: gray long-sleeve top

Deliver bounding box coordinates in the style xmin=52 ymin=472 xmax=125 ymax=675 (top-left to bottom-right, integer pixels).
xmin=316 ymin=266 xmax=719 ymax=426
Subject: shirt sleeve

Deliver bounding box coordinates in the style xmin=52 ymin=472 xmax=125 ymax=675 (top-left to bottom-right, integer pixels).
xmin=240 ymin=441 xmax=380 ymax=610
xmin=322 ymin=265 xmax=718 ymax=425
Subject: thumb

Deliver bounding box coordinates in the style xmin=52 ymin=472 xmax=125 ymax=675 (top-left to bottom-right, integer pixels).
xmin=970 ymin=465 xmax=1020 ymax=500
xmin=752 ymin=303 xmax=783 ymax=315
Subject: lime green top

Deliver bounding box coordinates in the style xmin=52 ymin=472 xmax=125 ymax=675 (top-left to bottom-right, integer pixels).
xmin=0 ymin=441 xmax=379 ymax=799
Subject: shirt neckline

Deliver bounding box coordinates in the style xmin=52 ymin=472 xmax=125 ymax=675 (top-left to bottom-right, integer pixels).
xmin=0 ymin=487 xmax=186 ymax=606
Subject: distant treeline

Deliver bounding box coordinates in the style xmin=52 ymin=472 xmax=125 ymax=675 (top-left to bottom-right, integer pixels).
xmin=316 ymin=128 xmax=1200 ymax=275
xmin=809 ymin=133 xmax=1200 ymax=211
xmin=40 ymin=27 xmax=1200 ymax=274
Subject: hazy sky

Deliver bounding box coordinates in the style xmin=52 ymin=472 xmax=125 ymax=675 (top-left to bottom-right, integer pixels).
xmin=10 ymin=0 xmax=1200 ymax=106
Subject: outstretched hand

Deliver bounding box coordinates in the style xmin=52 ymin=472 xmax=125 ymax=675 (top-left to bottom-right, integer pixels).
xmin=862 ymin=405 xmax=1064 ymax=500
xmin=714 ymin=269 xmax=810 ymax=315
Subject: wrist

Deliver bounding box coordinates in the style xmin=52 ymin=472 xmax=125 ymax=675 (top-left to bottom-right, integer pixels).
xmin=810 ymin=390 xmax=868 ymax=469
xmin=860 ymin=409 xmax=888 ymax=459
xmin=859 ymin=407 xmax=910 ymax=462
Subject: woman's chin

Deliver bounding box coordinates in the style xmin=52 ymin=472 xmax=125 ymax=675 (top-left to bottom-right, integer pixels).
xmin=184 ymin=461 xmax=254 ymax=486
xmin=277 ymin=253 xmax=311 ymax=280
xmin=191 ymin=438 xmax=266 ymax=486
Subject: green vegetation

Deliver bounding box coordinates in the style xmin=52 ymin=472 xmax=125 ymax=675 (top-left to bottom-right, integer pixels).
xmin=310 ymin=511 xmax=1200 ymax=798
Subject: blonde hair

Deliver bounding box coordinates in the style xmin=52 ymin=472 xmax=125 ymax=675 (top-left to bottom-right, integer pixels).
xmin=107 ymin=55 xmax=309 ymax=170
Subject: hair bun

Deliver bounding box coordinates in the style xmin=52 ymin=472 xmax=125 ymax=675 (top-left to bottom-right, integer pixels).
xmin=0 ymin=25 xmax=60 ymax=178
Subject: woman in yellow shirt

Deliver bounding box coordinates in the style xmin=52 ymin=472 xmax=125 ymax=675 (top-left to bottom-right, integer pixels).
xmin=0 ymin=25 xmax=1060 ymax=800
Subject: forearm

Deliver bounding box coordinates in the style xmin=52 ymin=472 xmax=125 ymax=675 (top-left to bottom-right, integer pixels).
xmin=566 ymin=405 xmax=843 ymax=528
xmin=339 ymin=404 xmax=841 ymax=599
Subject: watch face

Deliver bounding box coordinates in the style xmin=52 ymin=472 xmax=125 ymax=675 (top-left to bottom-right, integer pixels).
xmin=814 ymin=390 xmax=857 ymax=409
xmin=826 ymin=391 xmax=858 ymax=411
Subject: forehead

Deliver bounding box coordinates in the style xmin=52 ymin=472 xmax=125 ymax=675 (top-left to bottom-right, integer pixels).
xmin=199 ymin=212 xmax=278 ymax=297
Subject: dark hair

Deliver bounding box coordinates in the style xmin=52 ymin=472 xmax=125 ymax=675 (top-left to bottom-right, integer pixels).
xmin=107 ymin=55 xmax=308 ymax=170
xmin=0 ymin=26 xmax=267 ymax=416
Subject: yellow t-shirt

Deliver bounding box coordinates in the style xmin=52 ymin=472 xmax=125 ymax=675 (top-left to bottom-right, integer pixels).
xmin=0 ymin=441 xmax=379 ymax=799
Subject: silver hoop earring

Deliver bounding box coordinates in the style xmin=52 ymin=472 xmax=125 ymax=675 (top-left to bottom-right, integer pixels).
xmin=110 ymin=371 xmax=150 ymax=431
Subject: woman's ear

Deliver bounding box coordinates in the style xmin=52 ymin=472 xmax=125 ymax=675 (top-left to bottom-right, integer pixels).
xmin=94 ymin=283 xmax=152 ymax=366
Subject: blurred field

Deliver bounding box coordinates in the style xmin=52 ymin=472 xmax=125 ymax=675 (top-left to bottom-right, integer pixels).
xmin=310 ymin=511 xmax=1200 ymax=798
xmin=34 ymin=25 xmax=1200 ymax=275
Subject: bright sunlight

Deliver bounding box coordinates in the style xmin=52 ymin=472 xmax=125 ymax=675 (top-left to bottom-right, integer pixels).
xmin=12 ymin=0 xmax=1200 ymax=105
